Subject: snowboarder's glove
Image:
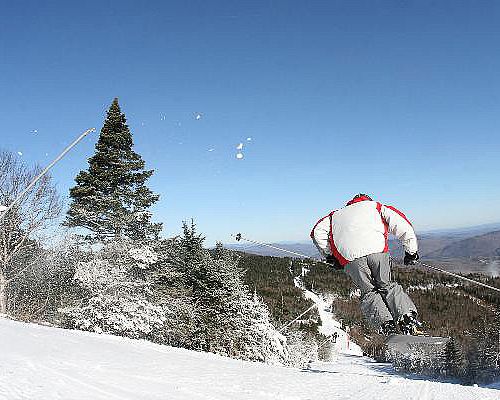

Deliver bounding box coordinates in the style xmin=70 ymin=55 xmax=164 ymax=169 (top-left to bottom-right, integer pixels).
xmin=326 ymin=255 xmax=343 ymax=270
xmin=404 ymin=252 xmax=419 ymax=266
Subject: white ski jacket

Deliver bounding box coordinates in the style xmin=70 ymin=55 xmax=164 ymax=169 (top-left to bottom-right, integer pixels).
xmin=310 ymin=195 xmax=418 ymax=267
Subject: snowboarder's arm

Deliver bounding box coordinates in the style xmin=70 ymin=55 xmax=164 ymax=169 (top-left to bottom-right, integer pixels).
xmin=310 ymin=216 xmax=331 ymax=259
xmin=312 ymin=230 xmax=329 ymax=259
xmin=381 ymin=205 xmax=418 ymax=255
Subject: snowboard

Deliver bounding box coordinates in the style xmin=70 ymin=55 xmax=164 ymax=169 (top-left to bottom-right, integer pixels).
xmin=384 ymin=334 xmax=450 ymax=356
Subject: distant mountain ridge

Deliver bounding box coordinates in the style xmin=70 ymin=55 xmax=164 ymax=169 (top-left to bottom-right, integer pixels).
xmin=427 ymin=230 xmax=500 ymax=258
xmin=422 ymin=222 xmax=500 ymax=238
xmin=228 ymin=242 xmax=319 ymax=258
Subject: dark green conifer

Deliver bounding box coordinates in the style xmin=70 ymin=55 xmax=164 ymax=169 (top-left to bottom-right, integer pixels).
xmin=444 ymin=337 xmax=465 ymax=378
xmin=65 ymin=98 xmax=162 ymax=241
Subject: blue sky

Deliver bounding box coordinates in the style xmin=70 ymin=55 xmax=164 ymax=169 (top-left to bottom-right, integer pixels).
xmin=1 ymin=1 xmax=499 ymax=245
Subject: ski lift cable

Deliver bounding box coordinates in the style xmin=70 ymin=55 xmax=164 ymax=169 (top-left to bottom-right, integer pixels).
xmin=232 ymin=233 xmax=500 ymax=294
xmin=231 ymin=233 xmax=335 ymax=267
xmin=278 ymin=303 xmax=318 ymax=332
xmin=418 ymin=262 xmax=500 ymax=294
xmin=0 ymin=127 xmax=96 ymax=224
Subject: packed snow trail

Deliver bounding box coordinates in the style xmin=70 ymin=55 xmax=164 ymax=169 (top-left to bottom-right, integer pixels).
xmin=1 ymin=318 xmax=498 ymax=400
xmin=293 ymin=268 xmax=362 ymax=355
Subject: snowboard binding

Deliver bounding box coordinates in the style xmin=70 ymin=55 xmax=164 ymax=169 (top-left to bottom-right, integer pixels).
xmin=398 ymin=312 xmax=424 ymax=336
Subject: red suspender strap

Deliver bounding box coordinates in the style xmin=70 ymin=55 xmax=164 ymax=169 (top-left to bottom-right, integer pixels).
xmin=385 ymin=205 xmax=413 ymax=227
xmin=377 ymin=202 xmax=389 ymax=252
xmin=328 ymin=212 xmax=349 ymax=266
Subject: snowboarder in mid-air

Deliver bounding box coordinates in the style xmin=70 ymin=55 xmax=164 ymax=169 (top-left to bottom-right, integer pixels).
xmin=311 ymin=194 xmax=423 ymax=336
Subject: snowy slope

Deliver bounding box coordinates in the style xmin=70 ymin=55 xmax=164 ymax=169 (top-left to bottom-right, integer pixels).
xmin=1 ymin=318 xmax=499 ymax=400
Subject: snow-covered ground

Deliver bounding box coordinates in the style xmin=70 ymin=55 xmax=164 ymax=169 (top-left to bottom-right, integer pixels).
xmin=1 ymin=318 xmax=499 ymax=400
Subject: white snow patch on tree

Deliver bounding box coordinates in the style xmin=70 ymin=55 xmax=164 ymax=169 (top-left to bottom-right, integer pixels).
xmin=128 ymin=245 xmax=158 ymax=268
xmin=59 ymin=240 xmax=180 ymax=343
xmin=63 ymin=294 xmax=169 ymax=340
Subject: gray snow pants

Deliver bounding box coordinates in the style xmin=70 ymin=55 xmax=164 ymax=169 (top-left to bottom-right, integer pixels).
xmin=344 ymin=252 xmax=417 ymax=330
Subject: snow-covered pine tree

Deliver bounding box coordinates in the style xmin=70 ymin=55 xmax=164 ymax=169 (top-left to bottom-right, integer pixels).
xmin=464 ymin=312 xmax=500 ymax=384
xmin=474 ymin=312 xmax=500 ymax=382
xmin=177 ymin=223 xmax=288 ymax=364
xmin=226 ymin=289 xmax=289 ymax=365
xmin=465 ymin=341 xmax=481 ymax=385
xmin=444 ymin=337 xmax=465 ymax=378
xmin=65 ymin=98 xmax=161 ymax=242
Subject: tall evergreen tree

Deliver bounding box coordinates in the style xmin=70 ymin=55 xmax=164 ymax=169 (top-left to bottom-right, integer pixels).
xmin=471 ymin=312 xmax=500 ymax=382
xmin=177 ymin=222 xmax=288 ymax=363
xmin=65 ymin=98 xmax=162 ymax=241
xmin=444 ymin=337 xmax=465 ymax=378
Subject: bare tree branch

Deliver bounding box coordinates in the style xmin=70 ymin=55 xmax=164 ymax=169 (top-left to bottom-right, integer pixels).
xmin=0 ymin=150 xmax=62 ymax=313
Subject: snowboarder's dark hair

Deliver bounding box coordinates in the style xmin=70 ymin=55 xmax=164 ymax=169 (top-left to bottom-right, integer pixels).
xmin=353 ymin=193 xmax=372 ymax=201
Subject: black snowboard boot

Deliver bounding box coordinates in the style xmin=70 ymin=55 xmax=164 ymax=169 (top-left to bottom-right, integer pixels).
xmin=398 ymin=312 xmax=424 ymax=335
xmin=380 ymin=320 xmax=398 ymax=336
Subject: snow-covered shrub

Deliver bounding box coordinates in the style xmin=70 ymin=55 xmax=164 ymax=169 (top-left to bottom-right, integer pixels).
xmin=317 ymin=335 xmax=336 ymax=362
xmin=62 ymin=293 xmax=168 ymax=340
xmin=283 ymin=328 xmax=319 ymax=368
xmin=59 ymin=239 xmax=191 ymax=345
xmin=7 ymin=241 xmax=76 ymax=322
